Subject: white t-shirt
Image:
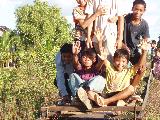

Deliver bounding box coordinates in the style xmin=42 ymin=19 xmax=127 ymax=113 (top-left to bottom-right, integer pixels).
xmin=85 ymin=0 xmax=124 ymax=57
xmin=85 ymin=0 xmax=123 ymax=38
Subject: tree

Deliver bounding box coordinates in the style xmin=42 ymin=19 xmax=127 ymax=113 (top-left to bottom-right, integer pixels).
xmin=0 ymin=0 xmax=73 ymax=119
xmin=16 ymin=0 xmax=72 ymax=49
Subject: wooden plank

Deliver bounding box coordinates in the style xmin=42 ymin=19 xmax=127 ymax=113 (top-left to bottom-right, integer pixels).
xmin=43 ymin=105 xmax=143 ymax=112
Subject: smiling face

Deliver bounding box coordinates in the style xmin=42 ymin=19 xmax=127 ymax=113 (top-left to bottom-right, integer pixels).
xmin=132 ymin=4 xmax=145 ymax=20
xmin=113 ymin=57 xmax=128 ymax=72
xmin=81 ymin=55 xmax=94 ymax=68
xmin=61 ymin=53 xmax=72 ymax=64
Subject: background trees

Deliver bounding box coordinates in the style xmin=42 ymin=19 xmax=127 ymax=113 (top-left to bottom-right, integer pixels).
xmin=0 ymin=0 xmax=73 ymax=119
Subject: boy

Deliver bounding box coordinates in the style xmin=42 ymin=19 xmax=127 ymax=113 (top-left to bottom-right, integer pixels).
xmin=85 ymin=0 xmax=124 ymax=61
xmin=78 ymin=29 xmax=147 ymax=108
xmin=68 ymin=41 xmax=106 ymax=109
xmin=55 ymin=43 xmax=73 ymax=105
xmin=124 ymin=0 xmax=150 ymax=65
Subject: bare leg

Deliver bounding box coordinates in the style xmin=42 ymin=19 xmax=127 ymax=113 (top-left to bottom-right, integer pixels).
xmin=87 ymin=91 xmax=105 ymax=106
xmin=102 ymin=68 xmax=146 ymax=106
xmin=87 ymin=68 xmax=145 ymax=106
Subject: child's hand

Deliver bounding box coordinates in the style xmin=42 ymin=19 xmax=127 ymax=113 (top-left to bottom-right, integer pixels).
xmin=140 ymin=40 xmax=148 ymax=52
xmin=115 ymin=39 xmax=123 ymax=49
xmin=96 ymin=5 xmax=108 ymax=16
xmin=94 ymin=28 xmax=104 ymax=42
xmin=86 ymin=37 xmax=93 ymax=48
xmin=97 ymin=47 xmax=107 ymax=60
xmin=72 ymin=41 xmax=81 ymax=55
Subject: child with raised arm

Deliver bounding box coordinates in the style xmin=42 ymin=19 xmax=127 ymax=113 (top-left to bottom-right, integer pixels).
xmin=68 ymin=41 xmax=107 ymax=109
xmin=80 ymin=29 xmax=148 ymax=107
xmin=124 ymin=0 xmax=150 ymax=65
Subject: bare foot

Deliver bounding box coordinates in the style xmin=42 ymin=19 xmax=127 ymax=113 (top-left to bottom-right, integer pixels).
xmin=115 ymin=100 xmax=126 ymax=115
xmin=94 ymin=93 xmax=106 ymax=106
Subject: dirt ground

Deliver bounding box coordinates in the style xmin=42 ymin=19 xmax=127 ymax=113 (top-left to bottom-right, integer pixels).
xmin=143 ymin=79 xmax=160 ymax=119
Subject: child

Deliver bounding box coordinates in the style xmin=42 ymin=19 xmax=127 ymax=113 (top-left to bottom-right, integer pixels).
xmin=78 ymin=29 xmax=147 ymax=108
xmin=85 ymin=0 xmax=124 ymax=61
xmin=68 ymin=41 xmax=106 ymax=109
xmin=152 ymin=46 xmax=160 ymax=80
xmin=124 ymin=0 xmax=150 ymax=65
xmin=55 ymin=43 xmax=74 ymax=105
xmin=150 ymin=40 xmax=157 ymax=60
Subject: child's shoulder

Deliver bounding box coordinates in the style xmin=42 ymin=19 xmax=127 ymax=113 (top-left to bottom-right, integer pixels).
xmin=124 ymin=13 xmax=132 ymax=23
xmin=141 ymin=18 xmax=149 ymax=25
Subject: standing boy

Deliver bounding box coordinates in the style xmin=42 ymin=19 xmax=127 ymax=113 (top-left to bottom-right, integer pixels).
xmin=124 ymin=0 xmax=150 ymax=65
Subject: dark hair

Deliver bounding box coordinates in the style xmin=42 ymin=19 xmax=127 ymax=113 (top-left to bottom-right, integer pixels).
xmin=133 ymin=0 xmax=146 ymax=9
xmin=81 ymin=48 xmax=97 ymax=60
xmin=113 ymin=49 xmax=130 ymax=61
xmin=151 ymin=40 xmax=156 ymax=44
xmin=60 ymin=43 xmax=72 ymax=54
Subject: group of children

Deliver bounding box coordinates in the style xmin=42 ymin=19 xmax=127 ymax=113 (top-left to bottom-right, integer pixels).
xmin=55 ymin=0 xmax=150 ymax=109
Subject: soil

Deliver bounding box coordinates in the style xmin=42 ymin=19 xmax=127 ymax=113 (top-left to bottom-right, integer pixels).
xmin=143 ymin=79 xmax=160 ymax=119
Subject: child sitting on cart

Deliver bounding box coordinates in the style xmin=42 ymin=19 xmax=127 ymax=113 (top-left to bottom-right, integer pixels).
xmin=68 ymin=41 xmax=107 ymax=109
xmin=78 ymin=29 xmax=147 ymax=108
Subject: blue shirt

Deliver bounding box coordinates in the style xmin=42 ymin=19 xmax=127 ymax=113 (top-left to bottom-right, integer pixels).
xmin=55 ymin=52 xmax=74 ymax=97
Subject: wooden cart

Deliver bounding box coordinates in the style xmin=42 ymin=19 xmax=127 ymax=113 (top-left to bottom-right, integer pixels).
xmin=40 ymin=71 xmax=152 ymax=120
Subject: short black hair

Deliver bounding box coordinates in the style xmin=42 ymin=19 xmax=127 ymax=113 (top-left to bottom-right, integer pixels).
xmin=113 ymin=49 xmax=130 ymax=61
xmin=133 ymin=0 xmax=146 ymax=9
xmin=81 ymin=48 xmax=97 ymax=60
xmin=60 ymin=43 xmax=72 ymax=54
xmin=151 ymin=40 xmax=156 ymax=44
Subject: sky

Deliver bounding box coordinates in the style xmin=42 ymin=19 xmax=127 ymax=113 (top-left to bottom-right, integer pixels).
xmin=0 ymin=0 xmax=160 ymax=41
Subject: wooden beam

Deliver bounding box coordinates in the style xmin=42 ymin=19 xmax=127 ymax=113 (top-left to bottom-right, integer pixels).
xmin=41 ymin=105 xmax=143 ymax=112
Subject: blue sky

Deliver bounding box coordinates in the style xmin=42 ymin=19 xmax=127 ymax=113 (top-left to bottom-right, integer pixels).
xmin=0 ymin=0 xmax=160 ymax=40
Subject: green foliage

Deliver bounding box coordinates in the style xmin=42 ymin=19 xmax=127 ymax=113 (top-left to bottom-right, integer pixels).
xmin=0 ymin=0 xmax=73 ymax=119
xmin=16 ymin=0 xmax=72 ymax=48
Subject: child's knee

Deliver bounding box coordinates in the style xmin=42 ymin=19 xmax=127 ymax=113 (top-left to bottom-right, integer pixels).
xmin=128 ymin=85 xmax=135 ymax=93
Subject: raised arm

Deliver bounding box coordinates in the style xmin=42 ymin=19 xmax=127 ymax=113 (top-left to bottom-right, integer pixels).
xmin=116 ymin=16 xmax=124 ymax=49
xmin=72 ymin=41 xmax=81 ymax=70
xmin=86 ymin=13 xmax=94 ymax=48
xmin=94 ymin=29 xmax=108 ymax=71
xmin=94 ymin=28 xmax=104 ymax=50
xmin=134 ymin=40 xmax=148 ymax=72
xmin=81 ymin=6 xmax=107 ymax=29
xmin=85 ymin=3 xmax=107 ymax=48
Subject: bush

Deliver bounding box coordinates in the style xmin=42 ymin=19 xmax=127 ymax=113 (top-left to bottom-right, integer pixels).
xmin=0 ymin=0 xmax=73 ymax=119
